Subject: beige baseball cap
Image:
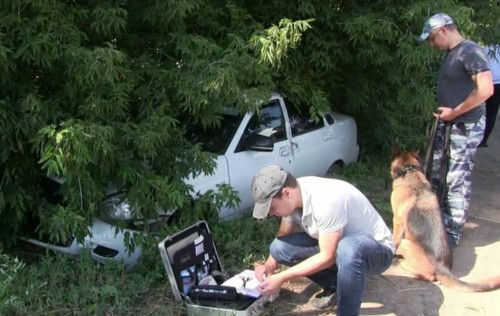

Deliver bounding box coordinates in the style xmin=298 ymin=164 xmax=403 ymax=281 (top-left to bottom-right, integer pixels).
xmin=251 ymin=165 xmax=287 ymax=219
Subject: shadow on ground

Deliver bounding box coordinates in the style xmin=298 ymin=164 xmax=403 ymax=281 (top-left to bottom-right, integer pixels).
xmin=263 ymin=272 xmax=444 ymax=316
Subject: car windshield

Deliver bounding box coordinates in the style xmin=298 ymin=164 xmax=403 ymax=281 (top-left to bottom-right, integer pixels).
xmin=184 ymin=111 xmax=244 ymax=154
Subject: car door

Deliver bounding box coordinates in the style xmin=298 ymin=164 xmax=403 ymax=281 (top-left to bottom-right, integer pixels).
xmin=284 ymin=98 xmax=339 ymax=177
xmin=220 ymin=97 xmax=294 ymax=219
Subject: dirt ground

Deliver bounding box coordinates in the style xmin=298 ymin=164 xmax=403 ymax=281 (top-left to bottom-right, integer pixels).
xmin=270 ymin=115 xmax=500 ymax=316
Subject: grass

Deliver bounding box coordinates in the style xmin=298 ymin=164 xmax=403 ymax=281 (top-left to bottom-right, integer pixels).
xmin=0 ymin=159 xmax=392 ymax=315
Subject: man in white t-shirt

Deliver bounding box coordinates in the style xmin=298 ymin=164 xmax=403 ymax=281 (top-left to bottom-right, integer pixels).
xmin=251 ymin=165 xmax=394 ymax=315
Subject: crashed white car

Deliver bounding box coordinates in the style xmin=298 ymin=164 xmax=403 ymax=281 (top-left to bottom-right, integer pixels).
xmin=22 ymin=218 xmax=143 ymax=268
xmin=22 ymin=93 xmax=360 ymax=268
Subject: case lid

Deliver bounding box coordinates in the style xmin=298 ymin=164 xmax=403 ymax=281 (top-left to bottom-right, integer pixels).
xmin=158 ymin=220 xmax=222 ymax=302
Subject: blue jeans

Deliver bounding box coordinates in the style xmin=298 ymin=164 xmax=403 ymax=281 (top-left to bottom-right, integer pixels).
xmin=269 ymin=232 xmax=393 ymax=316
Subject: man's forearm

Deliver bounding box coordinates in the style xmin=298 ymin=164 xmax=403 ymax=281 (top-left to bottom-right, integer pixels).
xmin=452 ymin=88 xmax=493 ymax=117
xmin=277 ymin=252 xmax=335 ymax=283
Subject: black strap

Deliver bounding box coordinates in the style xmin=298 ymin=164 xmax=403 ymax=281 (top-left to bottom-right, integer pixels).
xmin=189 ymin=285 xmax=238 ymax=301
xmin=424 ymin=115 xmax=440 ymax=181
xmin=423 ymin=114 xmax=451 ymax=207
xmin=437 ymin=123 xmax=452 ymax=206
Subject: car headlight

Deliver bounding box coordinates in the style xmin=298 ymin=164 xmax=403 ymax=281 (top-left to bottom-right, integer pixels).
xmin=103 ymin=192 xmax=177 ymax=232
xmin=104 ymin=194 xmax=135 ymax=221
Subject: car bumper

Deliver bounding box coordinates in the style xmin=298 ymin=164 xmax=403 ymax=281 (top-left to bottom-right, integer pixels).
xmin=20 ymin=218 xmax=142 ymax=268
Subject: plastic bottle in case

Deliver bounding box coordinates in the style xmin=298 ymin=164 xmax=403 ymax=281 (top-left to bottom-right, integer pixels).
xmin=181 ymin=266 xmax=196 ymax=295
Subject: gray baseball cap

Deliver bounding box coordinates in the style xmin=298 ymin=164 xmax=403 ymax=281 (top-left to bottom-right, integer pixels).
xmin=251 ymin=165 xmax=287 ymax=219
xmin=418 ymin=13 xmax=454 ymax=42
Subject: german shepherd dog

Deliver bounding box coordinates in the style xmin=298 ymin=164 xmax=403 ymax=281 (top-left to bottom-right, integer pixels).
xmin=390 ymin=148 xmax=500 ymax=292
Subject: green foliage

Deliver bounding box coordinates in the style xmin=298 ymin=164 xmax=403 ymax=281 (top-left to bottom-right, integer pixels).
xmin=0 ymin=250 xmax=162 ymax=315
xmin=0 ymin=0 xmax=286 ymax=246
xmin=1 ymin=0 xmax=499 ymax=253
xmin=210 ymin=215 xmax=279 ymax=269
xmin=0 ymin=254 xmax=26 ymax=315
xmin=251 ymin=18 xmax=315 ymax=69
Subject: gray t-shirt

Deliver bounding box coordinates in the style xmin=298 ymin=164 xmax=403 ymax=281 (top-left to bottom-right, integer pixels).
xmin=436 ymin=40 xmax=489 ymax=123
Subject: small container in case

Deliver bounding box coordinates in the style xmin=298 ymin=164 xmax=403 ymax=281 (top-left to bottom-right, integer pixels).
xmin=158 ymin=220 xmax=278 ymax=315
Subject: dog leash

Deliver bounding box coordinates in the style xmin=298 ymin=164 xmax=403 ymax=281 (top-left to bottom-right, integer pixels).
xmin=423 ymin=112 xmax=451 ymax=207
xmin=423 ymin=115 xmax=440 ymax=181
xmin=438 ymin=123 xmax=451 ymax=206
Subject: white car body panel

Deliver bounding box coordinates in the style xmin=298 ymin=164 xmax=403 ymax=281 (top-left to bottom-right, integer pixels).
xmin=22 ymin=219 xmax=142 ymax=269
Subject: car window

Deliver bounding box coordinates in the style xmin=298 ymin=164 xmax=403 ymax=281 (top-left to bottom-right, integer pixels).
xmin=184 ymin=112 xmax=244 ymax=155
xmin=285 ymin=98 xmax=324 ymax=136
xmin=235 ymin=99 xmax=287 ymax=152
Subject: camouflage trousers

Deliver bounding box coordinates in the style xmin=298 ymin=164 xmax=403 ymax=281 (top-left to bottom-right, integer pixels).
xmin=431 ymin=115 xmax=485 ymax=246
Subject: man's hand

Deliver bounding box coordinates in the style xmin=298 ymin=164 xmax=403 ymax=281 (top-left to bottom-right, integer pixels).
xmin=435 ymin=107 xmax=455 ymax=121
xmin=255 ymin=255 xmax=278 ymax=282
xmin=254 ymin=264 xmax=271 ymax=282
xmin=257 ymin=273 xmax=284 ymax=295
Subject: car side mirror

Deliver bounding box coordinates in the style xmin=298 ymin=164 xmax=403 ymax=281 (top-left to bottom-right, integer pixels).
xmin=243 ymin=134 xmax=274 ymax=152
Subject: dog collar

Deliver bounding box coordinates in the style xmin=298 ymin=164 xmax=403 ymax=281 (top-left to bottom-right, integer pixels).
xmin=395 ymin=165 xmax=419 ymax=178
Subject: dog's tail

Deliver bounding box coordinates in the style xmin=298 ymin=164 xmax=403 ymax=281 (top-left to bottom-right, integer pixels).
xmin=436 ymin=263 xmax=500 ymax=292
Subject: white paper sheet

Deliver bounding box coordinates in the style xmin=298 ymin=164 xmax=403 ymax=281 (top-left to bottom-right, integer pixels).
xmin=221 ymin=269 xmax=261 ymax=298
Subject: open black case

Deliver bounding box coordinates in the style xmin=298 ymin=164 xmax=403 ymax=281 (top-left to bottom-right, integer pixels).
xmin=158 ymin=220 xmax=278 ymax=315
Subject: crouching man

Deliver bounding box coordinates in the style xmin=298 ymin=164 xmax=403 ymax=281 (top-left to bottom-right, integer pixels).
xmin=252 ymin=165 xmax=394 ymax=316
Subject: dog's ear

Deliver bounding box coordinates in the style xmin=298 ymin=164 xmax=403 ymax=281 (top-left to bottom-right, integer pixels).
xmin=410 ymin=150 xmax=420 ymax=161
xmin=391 ymin=147 xmax=402 ymax=158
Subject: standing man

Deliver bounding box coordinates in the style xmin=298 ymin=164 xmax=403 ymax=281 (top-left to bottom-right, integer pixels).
xmin=479 ymin=44 xmax=500 ymax=147
xmin=251 ymin=165 xmax=394 ymax=315
xmin=418 ymin=13 xmax=493 ymax=247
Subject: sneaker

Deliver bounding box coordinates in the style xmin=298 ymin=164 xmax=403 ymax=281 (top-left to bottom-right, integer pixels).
xmin=311 ymin=288 xmax=337 ymax=310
